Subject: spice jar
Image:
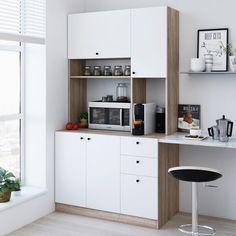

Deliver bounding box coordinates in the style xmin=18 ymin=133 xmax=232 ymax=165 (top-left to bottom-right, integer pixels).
xmin=84 ymin=66 xmax=91 ymax=76
xmin=124 ymin=65 xmax=131 ymax=76
xmin=103 ymin=66 xmax=112 ymax=76
xmin=93 ymin=66 xmax=102 ymax=76
xmin=113 ymin=65 xmax=123 ymax=76
xmin=116 ymin=83 xmax=128 ymax=102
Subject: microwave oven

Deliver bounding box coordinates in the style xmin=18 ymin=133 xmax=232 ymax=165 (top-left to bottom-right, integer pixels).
xmin=88 ymin=101 xmax=131 ymax=131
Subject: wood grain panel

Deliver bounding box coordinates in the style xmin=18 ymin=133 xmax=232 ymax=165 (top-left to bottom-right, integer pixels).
xmin=56 ymin=203 xmax=158 ymax=229
xmin=132 ymin=78 xmax=146 ymax=104
xmin=158 ymin=143 xmax=179 ymax=228
xmin=166 ymin=8 xmax=179 ymax=135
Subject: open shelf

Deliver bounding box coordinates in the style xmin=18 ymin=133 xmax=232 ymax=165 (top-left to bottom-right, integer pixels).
xmin=70 ymin=75 xmax=131 ymax=79
xmin=180 ymin=71 xmax=236 ymax=75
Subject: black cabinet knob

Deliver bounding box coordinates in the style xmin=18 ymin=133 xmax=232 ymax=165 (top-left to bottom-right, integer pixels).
xmin=95 ymin=52 xmax=99 ymax=55
xmin=132 ymin=71 xmax=135 ymax=74
xmin=136 ymin=179 xmax=140 ymax=183
xmin=80 ymin=137 xmax=84 ymax=140
xmin=136 ymin=141 xmax=140 ymax=145
xmin=87 ymin=138 xmax=91 ymax=140
xmin=136 ymin=160 xmax=140 ymax=164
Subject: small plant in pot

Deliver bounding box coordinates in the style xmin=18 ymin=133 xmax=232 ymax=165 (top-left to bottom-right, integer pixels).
xmin=0 ymin=167 xmax=21 ymax=202
xmin=78 ymin=112 xmax=88 ymax=128
xmin=223 ymin=43 xmax=236 ymax=72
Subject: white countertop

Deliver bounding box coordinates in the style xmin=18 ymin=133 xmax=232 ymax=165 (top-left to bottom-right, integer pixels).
xmin=158 ymin=132 xmax=236 ymax=149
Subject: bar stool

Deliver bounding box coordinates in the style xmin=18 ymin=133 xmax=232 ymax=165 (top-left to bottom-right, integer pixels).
xmin=168 ymin=166 xmax=222 ymax=236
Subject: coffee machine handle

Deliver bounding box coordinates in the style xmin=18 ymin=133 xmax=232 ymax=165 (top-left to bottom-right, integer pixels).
xmin=227 ymin=121 xmax=234 ymax=137
xmin=208 ymin=127 xmax=213 ymax=137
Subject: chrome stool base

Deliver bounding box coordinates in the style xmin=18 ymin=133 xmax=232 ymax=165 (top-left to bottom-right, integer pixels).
xmin=178 ymin=224 xmax=216 ymax=236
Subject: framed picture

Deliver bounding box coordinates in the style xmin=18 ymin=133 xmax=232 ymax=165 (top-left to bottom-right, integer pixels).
xmin=178 ymin=104 xmax=201 ymax=132
xmin=197 ymin=28 xmax=228 ymax=71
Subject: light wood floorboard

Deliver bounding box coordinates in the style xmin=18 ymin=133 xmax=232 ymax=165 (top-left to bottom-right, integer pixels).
xmin=8 ymin=212 xmax=236 ymax=236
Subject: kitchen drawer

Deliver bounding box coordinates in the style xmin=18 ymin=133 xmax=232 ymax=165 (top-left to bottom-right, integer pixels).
xmin=121 ymin=155 xmax=157 ymax=177
xmin=121 ymin=174 xmax=158 ymax=220
xmin=121 ymin=137 xmax=157 ymax=157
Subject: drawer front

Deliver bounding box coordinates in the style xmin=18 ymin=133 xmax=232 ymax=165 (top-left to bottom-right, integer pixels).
xmin=121 ymin=174 xmax=158 ymax=220
xmin=121 ymin=137 xmax=157 ymax=157
xmin=121 ymin=155 xmax=157 ymax=177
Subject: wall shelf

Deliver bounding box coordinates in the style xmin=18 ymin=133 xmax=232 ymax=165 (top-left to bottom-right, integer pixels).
xmin=180 ymin=71 xmax=236 ymax=75
xmin=70 ymin=75 xmax=131 ymax=79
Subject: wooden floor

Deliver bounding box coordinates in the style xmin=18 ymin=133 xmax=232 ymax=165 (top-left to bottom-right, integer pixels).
xmin=8 ymin=212 xmax=236 ymax=236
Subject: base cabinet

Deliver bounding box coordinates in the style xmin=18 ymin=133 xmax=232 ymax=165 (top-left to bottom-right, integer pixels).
xmin=121 ymin=174 xmax=158 ymax=220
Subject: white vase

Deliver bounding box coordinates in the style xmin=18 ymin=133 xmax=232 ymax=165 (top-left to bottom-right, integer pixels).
xmin=204 ymin=54 xmax=213 ymax=72
xmin=229 ymin=56 xmax=236 ymax=72
xmin=190 ymin=58 xmax=205 ymax=72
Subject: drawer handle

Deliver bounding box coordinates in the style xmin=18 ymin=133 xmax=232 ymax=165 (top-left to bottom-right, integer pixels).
xmin=87 ymin=138 xmax=91 ymax=140
xmin=136 ymin=179 xmax=140 ymax=183
xmin=136 ymin=141 xmax=140 ymax=145
xmin=95 ymin=52 xmax=99 ymax=55
xmin=136 ymin=160 xmax=140 ymax=164
xmin=80 ymin=137 xmax=84 ymax=140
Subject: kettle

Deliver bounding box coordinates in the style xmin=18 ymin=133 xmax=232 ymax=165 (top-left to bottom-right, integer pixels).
xmin=216 ymin=115 xmax=233 ymax=142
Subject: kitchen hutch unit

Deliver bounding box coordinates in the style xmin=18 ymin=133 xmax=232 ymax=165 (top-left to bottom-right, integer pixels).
xmin=56 ymin=6 xmax=180 ymax=229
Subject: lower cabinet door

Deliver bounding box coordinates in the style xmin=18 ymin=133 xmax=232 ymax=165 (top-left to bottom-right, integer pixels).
xmin=55 ymin=132 xmax=87 ymax=207
xmin=121 ymin=174 xmax=158 ymax=220
xmin=86 ymin=134 xmax=120 ymax=213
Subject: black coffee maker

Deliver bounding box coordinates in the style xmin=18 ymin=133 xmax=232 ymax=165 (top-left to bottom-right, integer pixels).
xmin=132 ymin=104 xmax=144 ymax=135
xmin=155 ymin=106 xmax=165 ymax=133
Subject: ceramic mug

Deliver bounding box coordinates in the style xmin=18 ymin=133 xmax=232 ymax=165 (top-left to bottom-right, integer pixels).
xmin=204 ymin=54 xmax=213 ymax=72
xmin=190 ymin=58 xmax=205 ymax=72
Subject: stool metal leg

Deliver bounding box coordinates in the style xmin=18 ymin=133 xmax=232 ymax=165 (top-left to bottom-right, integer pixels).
xmin=192 ymin=182 xmax=198 ymax=234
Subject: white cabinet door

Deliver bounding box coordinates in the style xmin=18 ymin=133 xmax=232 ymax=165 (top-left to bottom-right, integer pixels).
xmin=55 ymin=132 xmax=87 ymax=207
xmin=86 ymin=134 xmax=120 ymax=213
xmin=68 ymin=10 xmax=131 ymax=59
xmin=121 ymin=174 xmax=158 ymax=220
xmin=131 ymin=7 xmax=167 ymax=78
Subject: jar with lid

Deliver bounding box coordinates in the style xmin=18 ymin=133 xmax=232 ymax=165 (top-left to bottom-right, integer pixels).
xmin=103 ymin=66 xmax=112 ymax=76
xmin=93 ymin=66 xmax=102 ymax=76
xmin=116 ymin=83 xmax=128 ymax=102
xmin=124 ymin=65 xmax=131 ymax=76
xmin=84 ymin=66 xmax=92 ymax=76
xmin=113 ymin=65 xmax=123 ymax=76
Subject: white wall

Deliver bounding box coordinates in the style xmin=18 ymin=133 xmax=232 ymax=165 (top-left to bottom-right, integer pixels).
xmin=84 ymin=0 xmax=236 ymax=220
xmin=0 ymin=0 xmax=85 ymax=235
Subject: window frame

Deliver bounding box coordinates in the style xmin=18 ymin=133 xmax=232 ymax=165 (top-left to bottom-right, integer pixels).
xmin=0 ymin=42 xmax=25 ymax=182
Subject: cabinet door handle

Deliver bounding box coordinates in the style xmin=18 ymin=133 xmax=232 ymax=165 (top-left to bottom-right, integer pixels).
xmin=136 ymin=179 xmax=140 ymax=183
xmin=132 ymin=71 xmax=135 ymax=75
xmin=136 ymin=141 xmax=140 ymax=145
xmin=87 ymin=138 xmax=91 ymax=140
xmin=95 ymin=52 xmax=99 ymax=55
xmin=136 ymin=160 xmax=140 ymax=164
xmin=80 ymin=137 xmax=84 ymax=140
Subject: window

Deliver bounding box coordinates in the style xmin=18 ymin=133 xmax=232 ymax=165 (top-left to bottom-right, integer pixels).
xmin=0 ymin=0 xmax=45 ymax=180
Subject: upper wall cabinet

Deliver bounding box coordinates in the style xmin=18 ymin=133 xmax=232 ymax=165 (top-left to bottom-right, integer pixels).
xmin=68 ymin=9 xmax=131 ymax=59
xmin=131 ymin=7 xmax=167 ymax=78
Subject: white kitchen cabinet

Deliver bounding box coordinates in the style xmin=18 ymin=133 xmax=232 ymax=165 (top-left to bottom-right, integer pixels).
xmin=121 ymin=174 xmax=158 ymax=220
xmin=121 ymin=137 xmax=158 ymax=158
xmin=86 ymin=134 xmax=120 ymax=213
xmin=131 ymin=7 xmax=167 ymax=78
xmin=68 ymin=9 xmax=131 ymax=59
xmin=55 ymin=132 xmax=87 ymax=207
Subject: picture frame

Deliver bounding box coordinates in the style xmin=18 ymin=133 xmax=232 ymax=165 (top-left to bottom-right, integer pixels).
xmin=178 ymin=104 xmax=201 ymax=132
xmin=197 ymin=28 xmax=228 ymax=72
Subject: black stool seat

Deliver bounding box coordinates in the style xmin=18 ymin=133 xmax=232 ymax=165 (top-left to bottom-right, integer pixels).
xmin=168 ymin=166 xmax=222 ymax=182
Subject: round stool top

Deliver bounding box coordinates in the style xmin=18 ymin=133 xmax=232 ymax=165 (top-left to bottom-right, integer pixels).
xmin=168 ymin=166 xmax=222 ymax=182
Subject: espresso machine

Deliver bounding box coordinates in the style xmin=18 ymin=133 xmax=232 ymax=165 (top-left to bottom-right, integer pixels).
xmin=132 ymin=103 xmax=156 ymax=135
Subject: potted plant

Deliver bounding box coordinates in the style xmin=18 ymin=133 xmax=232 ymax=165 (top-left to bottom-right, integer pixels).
xmin=0 ymin=167 xmax=21 ymax=202
xmin=78 ymin=112 xmax=88 ymax=128
xmin=223 ymin=43 xmax=236 ymax=72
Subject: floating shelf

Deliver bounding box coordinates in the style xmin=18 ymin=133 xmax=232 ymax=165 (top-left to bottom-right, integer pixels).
xmin=70 ymin=75 xmax=131 ymax=79
xmin=180 ymin=71 xmax=236 ymax=75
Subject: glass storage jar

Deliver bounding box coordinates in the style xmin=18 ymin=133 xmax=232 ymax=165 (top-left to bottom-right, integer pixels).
xmin=113 ymin=65 xmax=123 ymax=76
xmin=124 ymin=65 xmax=131 ymax=76
xmin=116 ymin=83 xmax=128 ymax=102
xmin=103 ymin=66 xmax=112 ymax=76
xmin=84 ymin=66 xmax=92 ymax=76
xmin=93 ymin=66 xmax=102 ymax=76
